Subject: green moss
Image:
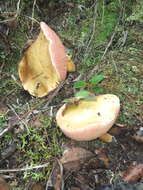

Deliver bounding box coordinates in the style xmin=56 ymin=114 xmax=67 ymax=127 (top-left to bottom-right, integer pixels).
xmin=14 ymin=116 xmax=65 ymax=180
xmin=127 ymin=0 xmax=143 ymax=23
xmin=96 ymin=0 xmax=119 ymax=43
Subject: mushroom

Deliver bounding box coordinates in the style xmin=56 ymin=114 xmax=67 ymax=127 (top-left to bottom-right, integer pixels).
xmin=56 ymin=94 xmax=120 ymax=141
xmin=18 ymin=22 xmax=75 ymax=97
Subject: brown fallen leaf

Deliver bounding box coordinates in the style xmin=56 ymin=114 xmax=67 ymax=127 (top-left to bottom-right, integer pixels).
xmin=29 ymin=183 xmax=44 ymax=190
xmin=123 ymin=163 xmax=143 ymax=182
xmin=70 ymin=187 xmax=80 ymax=190
xmin=0 ymin=104 xmax=9 ymax=115
xmin=28 ymin=115 xmax=43 ymax=129
xmin=60 ymin=146 xmax=94 ymax=170
xmin=109 ymin=126 xmax=126 ymax=135
xmin=0 ymin=177 xmax=11 ymax=190
xmin=95 ymin=148 xmax=109 ymax=168
xmin=132 ymin=127 xmax=143 ymax=143
xmin=85 ymin=157 xmax=107 ymax=170
xmin=46 ymin=159 xmax=64 ymax=190
xmin=75 ymin=174 xmax=92 ymax=190
xmin=1 ymin=143 xmax=16 ymax=160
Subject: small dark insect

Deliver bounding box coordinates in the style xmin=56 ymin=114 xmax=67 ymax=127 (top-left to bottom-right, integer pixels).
xmin=35 ymin=82 xmax=41 ymax=90
xmin=97 ymin=112 xmax=101 ymax=116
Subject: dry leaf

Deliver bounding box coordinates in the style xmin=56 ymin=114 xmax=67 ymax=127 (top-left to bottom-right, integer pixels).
xmin=95 ymin=148 xmax=109 ymax=168
xmin=29 ymin=115 xmax=43 ymax=129
xmin=75 ymin=174 xmax=92 ymax=190
xmin=132 ymin=127 xmax=143 ymax=143
xmin=133 ymin=135 xmax=143 ymax=143
xmin=123 ymin=163 xmax=143 ymax=182
xmin=0 ymin=104 xmax=9 ymax=115
xmin=60 ymin=146 xmax=94 ymax=170
xmin=1 ymin=143 xmax=16 ymax=160
xmin=46 ymin=160 xmax=63 ymax=190
xmin=109 ymin=127 xmax=124 ymax=135
xmin=85 ymin=157 xmax=107 ymax=170
xmin=30 ymin=183 xmax=44 ymax=190
xmin=0 ymin=177 xmax=11 ymax=190
xmin=70 ymin=187 xmax=80 ymax=190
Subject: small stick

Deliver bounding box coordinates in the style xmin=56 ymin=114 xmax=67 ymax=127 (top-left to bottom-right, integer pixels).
xmin=101 ymin=31 xmax=116 ymax=60
xmin=0 ymin=0 xmax=21 ymax=24
xmin=0 ymin=174 xmax=15 ymax=179
xmin=22 ymin=15 xmax=39 ymax=24
xmin=31 ymin=0 xmax=37 ymax=31
xmin=83 ymin=2 xmax=98 ymax=60
xmin=0 ymin=163 xmax=49 ymax=173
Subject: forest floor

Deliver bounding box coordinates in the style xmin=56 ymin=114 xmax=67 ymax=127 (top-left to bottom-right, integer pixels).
xmin=0 ymin=0 xmax=143 ymax=189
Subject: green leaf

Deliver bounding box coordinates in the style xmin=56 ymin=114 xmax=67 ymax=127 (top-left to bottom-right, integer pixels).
xmin=73 ymin=81 xmax=87 ymax=88
xmin=63 ymin=99 xmax=72 ymax=103
xmin=90 ymin=74 xmax=104 ymax=85
xmin=92 ymin=87 xmax=104 ymax=93
xmin=63 ymin=98 xmax=76 ymax=103
xmin=75 ymin=90 xmax=91 ymax=99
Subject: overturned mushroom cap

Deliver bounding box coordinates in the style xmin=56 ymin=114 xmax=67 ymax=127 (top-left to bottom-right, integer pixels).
xmin=18 ymin=22 xmax=68 ymax=97
xmin=56 ymin=94 xmax=120 ymax=141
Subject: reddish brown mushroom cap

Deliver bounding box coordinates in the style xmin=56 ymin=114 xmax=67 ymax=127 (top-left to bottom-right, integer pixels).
xmin=56 ymin=94 xmax=120 ymax=141
xmin=40 ymin=22 xmax=67 ymax=80
xmin=18 ymin=22 xmax=68 ymax=97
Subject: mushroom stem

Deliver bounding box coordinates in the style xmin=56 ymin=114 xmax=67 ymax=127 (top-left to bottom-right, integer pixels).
xmin=99 ymin=133 xmax=113 ymax=142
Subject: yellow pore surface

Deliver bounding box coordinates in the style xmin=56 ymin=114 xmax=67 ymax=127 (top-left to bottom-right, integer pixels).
xmin=58 ymin=95 xmax=119 ymax=129
xmin=20 ymin=31 xmax=60 ymax=97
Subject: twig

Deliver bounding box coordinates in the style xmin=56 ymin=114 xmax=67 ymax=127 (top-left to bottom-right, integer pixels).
xmin=15 ymin=0 xmax=21 ymax=17
xmin=0 ymin=80 xmax=66 ymax=138
xmin=0 ymin=72 xmax=10 ymax=80
xmin=31 ymin=0 xmax=37 ymax=31
xmin=23 ymin=15 xmax=40 ymax=24
xmin=45 ymin=159 xmax=64 ymax=190
xmin=0 ymin=174 xmax=15 ymax=179
xmin=0 ymin=32 xmax=12 ymax=52
xmin=83 ymin=2 xmax=98 ymax=60
xmin=0 ymin=18 xmax=15 ymax=24
xmin=101 ymin=31 xmax=116 ymax=60
xmin=7 ymin=104 xmax=29 ymax=132
xmin=11 ymin=74 xmax=22 ymax=88
xmin=101 ymin=10 xmax=124 ymax=60
xmin=0 ymin=163 xmax=49 ymax=173
xmin=0 ymin=12 xmax=16 ymax=17
xmin=0 ymin=0 xmax=21 ymax=24
xmin=121 ymin=30 xmax=128 ymax=47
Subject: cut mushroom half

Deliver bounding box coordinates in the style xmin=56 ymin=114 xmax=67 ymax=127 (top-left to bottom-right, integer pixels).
xmin=56 ymin=94 xmax=120 ymax=141
xmin=18 ymin=22 xmax=69 ymax=97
